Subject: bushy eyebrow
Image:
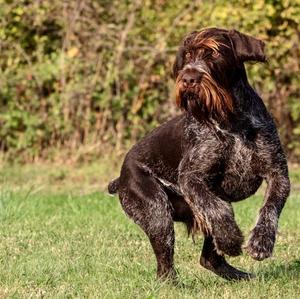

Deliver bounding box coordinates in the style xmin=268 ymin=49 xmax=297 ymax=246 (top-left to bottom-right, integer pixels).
xmin=195 ymin=37 xmax=220 ymax=52
xmin=184 ymin=32 xmax=230 ymax=53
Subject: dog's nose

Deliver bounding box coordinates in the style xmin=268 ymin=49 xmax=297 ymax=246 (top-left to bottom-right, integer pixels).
xmin=181 ymin=70 xmax=202 ymax=86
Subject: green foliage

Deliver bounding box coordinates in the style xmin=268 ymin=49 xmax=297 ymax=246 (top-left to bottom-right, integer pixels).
xmin=0 ymin=0 xmax=299 ymax=161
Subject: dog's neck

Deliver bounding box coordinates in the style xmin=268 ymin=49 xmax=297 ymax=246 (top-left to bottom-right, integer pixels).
xmin=231 ymin=67 xmax=270 ymax=122
xmin=185 ymin=66 xmax=270 ymax=140
xmin=222 ymin=68 xmax=272 ymax=139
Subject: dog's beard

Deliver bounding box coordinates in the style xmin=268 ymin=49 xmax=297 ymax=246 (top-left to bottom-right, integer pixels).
xmin=175 ymin=73 xmax=233 ymax=123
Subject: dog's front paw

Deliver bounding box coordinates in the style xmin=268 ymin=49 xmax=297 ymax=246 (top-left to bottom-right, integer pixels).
xmin=247 ymin=225 xmax=276 ymax=261
xmin=214 ymin=227 xmax=244 ymax=257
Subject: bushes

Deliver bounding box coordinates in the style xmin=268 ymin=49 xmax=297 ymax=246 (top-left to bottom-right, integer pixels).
xmin=0 ymin=0 xmax=299 ymax=161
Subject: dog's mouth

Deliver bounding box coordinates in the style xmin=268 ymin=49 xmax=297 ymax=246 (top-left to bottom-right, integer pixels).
xmin=180 ymin=90 xmax=202 ymax=110
xmin=175 ymin=71 xmax=233 ymax=121
xmin=180 ymin=90 xmax=210 ymax=122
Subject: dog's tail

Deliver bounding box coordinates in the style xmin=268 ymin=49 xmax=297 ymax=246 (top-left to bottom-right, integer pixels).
xmin=108 ymin=178 xmax=120 ymax=194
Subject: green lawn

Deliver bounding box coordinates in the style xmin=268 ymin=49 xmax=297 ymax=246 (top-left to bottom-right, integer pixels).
xmin=0 ymin=164 xmax=299 ymax=298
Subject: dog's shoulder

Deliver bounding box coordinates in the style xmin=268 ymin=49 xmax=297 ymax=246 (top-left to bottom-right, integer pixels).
xmin=122 ymin=114 xmax=186 ymax=168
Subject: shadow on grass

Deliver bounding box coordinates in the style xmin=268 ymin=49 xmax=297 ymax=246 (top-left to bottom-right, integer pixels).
xmin=160 ymin=260 xmax=300 ymax=290
xmin=257 ymin=260 xmax=300 ymax=280
xmin=168 ymin=271 xmax=234 ymax=291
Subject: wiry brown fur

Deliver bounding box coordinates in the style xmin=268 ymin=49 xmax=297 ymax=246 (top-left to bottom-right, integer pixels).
xmin=108 ymin=28 xmax=290 ymax=282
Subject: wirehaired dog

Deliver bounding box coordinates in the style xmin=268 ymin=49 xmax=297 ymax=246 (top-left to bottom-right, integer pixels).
xmin=108 ymin=28 xmax=290 ymax=281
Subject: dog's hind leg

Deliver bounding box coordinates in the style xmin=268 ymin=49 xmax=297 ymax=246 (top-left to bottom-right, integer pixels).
xmin=200 ymin=235 xmax=254 ymax=280
xmin=118 ymin=169 xmax=176 ymax=280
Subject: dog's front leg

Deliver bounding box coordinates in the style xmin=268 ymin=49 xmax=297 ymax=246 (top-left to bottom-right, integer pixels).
xmin=179 ymin=150 xmax=243 ymax=257
xmin=247 ymin=171 xmax=290 ymax=261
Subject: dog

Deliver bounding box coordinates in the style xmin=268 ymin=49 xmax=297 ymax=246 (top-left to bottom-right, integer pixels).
xmin=108 ymin=28 xmax=290 ymax=281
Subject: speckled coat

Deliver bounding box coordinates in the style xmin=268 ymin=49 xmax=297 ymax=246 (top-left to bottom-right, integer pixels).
xmin=108 ymin=28 xmax=290 ymax=281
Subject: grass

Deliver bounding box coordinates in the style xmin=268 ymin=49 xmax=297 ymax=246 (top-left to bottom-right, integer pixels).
xmin=0 ymin=162 xmax=299 ymax=298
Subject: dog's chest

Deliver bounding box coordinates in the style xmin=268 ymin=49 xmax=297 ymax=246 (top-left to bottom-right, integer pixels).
xmin=227 ymin=137 xmax=254 ymax=176
xmin=221 ymin=136 xmax=262 ymax=200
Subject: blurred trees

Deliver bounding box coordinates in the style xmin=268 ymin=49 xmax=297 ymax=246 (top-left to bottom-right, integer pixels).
xmin=0 ymin=0 xmax=299 ymax=162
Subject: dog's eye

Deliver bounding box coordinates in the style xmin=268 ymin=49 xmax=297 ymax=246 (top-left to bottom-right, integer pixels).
xmin=201 ymin=49 xmax=214 ymax=59
xmin=185 ymin=52 xmax=191 ymax=60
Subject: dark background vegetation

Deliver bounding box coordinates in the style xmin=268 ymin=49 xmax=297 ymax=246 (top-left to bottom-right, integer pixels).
xmin=0 ymin=0 xmax=299 ymax=163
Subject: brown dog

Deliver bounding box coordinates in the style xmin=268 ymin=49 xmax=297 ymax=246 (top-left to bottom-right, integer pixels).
xmin=108 ymin=28 xmax=290 ymax=281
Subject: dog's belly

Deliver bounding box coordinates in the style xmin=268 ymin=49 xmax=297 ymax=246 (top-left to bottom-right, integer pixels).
xmin=220 ymin=173 xmax=262 ymax=202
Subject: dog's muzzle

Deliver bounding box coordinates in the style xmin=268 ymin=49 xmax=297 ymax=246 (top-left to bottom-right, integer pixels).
xmin=181 ymin=69 xmax=202 ymax=88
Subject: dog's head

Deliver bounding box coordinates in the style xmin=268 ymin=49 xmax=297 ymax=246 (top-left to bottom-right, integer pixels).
xmin=173 ymin=28 xmax=266 ymax=122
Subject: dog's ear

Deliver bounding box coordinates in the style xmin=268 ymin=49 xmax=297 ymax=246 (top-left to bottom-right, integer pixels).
xmin=172 ymin=46 xmax=184 ymax=79
xmin=228 ymin=30 xmax=266 ymax=63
